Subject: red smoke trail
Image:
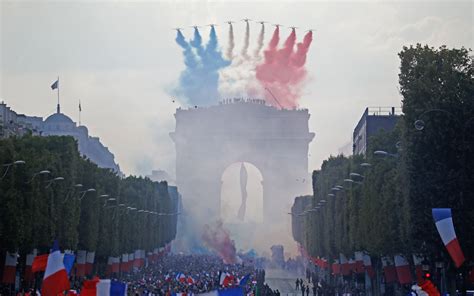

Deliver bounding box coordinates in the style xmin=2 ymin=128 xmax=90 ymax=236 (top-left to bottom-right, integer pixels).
xmin=278 ymin=29 xmax=297 ymax=66
xmin=291 ymin=31 xmax=313 ymax=67
xmin=274 ymin=29 xmax=297 ymax=84
xmin=202 ymin=221 xmax=237 ymax=264
xmin=255 ymin=29 xmax=313 ymax=109
xmin=262 ymin=27 xmax=279 ymax=64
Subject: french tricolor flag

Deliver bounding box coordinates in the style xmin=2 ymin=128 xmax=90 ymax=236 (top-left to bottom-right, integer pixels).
xmin=339 ymin=253 xmax=350 ymax=276
xmin=331 ymin=259 xmax=340 ymax=275
xmin=133 ymin=250 xmax=141 ymax=269
xmin=76 ymin=250 xmax=87 ymax=277
xmin=412 ymin=254 xmax=424 ymax=282
xmin=219 ymin=272 xmax=234 ymax=287
xmin=128 ymin=253 xmax=134 ymax=272
xmin=81 ymin=277 xmax=127 ymax=296
xmin=2 ymin=252 xmax=17 ymax=284
xmin=187 ymin=276 xmax=195 ymax=285
xmin=363 ymin=253 xmax=375 ymax=278
xmin=25 ymin=250 xmax=37 ymax=283
xmin=120 ymin=254 xmax=128 ymax=273
xmin=354 ymin=252 xmax=365 ymax=274
xmin=382 ymin=256 xmax=398 ymax=283
xmin=41 ymin=241 xmax=70 ymax=296
xmin=86 ymin=252 xmax=95 ymax=275
xmin=176 ymin=272 xmax=186 ymax=283
xmin=432 ymin=208 xmax=465 ymax=268
xmin=394 ymin=255 xmax=412 ymax=284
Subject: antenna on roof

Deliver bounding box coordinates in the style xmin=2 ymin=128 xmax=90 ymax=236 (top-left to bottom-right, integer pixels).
xmin=265 ymin=88 xmax=283 ymax=109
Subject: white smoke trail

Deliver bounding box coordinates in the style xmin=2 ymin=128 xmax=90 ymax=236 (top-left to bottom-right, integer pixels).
xmin=254 ymin=23 xmax=265 ymax=58
xmin=226 ymin=23 xmax=235 ymax=60
xmin=241 ymin=21 xmax=250 ymax=59
xmin=219 ymin=21 xmax=265 ymax=98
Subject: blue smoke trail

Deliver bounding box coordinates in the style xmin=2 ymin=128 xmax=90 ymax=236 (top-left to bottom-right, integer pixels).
xmin=175 ymin=30 xmax=198 ymax=69
xmin=190 ymin=28 xmax=205 ymax=58
xmin=174 ymin=27 xmax=230 ymax=106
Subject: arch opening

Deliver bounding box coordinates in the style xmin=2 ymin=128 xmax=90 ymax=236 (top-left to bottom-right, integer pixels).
xmin=220 ymin=162 xmax=263 ymax=224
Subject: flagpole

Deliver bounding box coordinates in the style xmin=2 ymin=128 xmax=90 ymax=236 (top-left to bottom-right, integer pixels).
xmin=57 ymin=76 xmax=60 ymax=113
xmin=79 ymin=100 xmax=81 ymax=126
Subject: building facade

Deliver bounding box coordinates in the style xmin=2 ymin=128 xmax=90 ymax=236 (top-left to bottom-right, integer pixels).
xmin=0 ymin=101 xmax=120 ymax=173
xmin=353 ymin=107 xmax=401 ymax=155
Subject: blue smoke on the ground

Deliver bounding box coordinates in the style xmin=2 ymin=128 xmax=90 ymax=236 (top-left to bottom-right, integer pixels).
xmin=174 ymin=27 xmax=230 ymax=106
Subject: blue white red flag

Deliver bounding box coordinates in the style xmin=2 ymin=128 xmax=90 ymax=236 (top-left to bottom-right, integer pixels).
xmin=81 ymin=277 xmax=127 ymax=296
xmin=196 ymin=288 xmax=242 ymax=296
xmin=41 ymin=241 xmax=70 ymax=296
xmin=432 ymin=208 xmax=465 ymax=268
xmin=176 ymin=272 xmax=186 ymax=282
xmin=238 ymin=274 xmax=250 ymax=286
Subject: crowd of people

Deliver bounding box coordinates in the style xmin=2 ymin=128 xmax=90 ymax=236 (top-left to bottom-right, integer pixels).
xmin=0 ymin=254 xmax=269 ymax=296
xmin=121 ymin=254 xmax=258 ymax=295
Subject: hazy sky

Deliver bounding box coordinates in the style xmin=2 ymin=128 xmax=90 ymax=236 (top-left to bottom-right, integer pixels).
xmin=1 ymin=0 xmax=472 ymax=177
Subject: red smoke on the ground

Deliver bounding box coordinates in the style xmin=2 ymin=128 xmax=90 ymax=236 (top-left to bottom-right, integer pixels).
xmin=256 ymin=29 xmax=313 ymax=109
xmin=202 ymin=221 xmax=238 ymax=264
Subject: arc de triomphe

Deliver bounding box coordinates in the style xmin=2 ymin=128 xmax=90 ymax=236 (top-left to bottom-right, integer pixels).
xmin=171 ymin=100 xmax=315 ymax=223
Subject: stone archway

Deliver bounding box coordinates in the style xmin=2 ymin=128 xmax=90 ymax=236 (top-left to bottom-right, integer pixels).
xmin=171 ymin=101 xmax=315 ymax=224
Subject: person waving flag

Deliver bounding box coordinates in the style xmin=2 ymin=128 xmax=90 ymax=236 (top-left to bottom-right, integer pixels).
xmin=42 ymin=241 xmax=70 ymax=296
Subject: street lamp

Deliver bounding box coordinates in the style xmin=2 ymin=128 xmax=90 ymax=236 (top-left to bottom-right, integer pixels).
xmin=103 ymin=197 xmax=116 ymax=207
xmin=414 ymin=109 xmax=474 ymax=133
xmin=79 ymin=188 xmax=96 ymax=200
xmin=374 ymin=150 xmax=398 ymax=158
xmin=63 ymin=183 xmax=85 ymax=202
xmin=1 ymin=160 xmax=26 ymax=180
xmin=45 ymin=176 xmax=64 ymax=188
xmin=27 ymin=170 xmax=51 ymax=183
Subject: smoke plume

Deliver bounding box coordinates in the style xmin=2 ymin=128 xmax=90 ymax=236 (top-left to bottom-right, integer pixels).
xmin=202 ymin=220 xmax=238 ymax=264
xmin=256 ymin=29 xmax=313 ymax=109
xmin=241 ymin=21 xmax=250 ymax=59
xmin=254 ymin=23 xmax=265 ymax=58
xmin=218 ymin=23 xmax=265 ymax=97
xmin=174 ymin=27 xmax=230 ymax=106
xmin=291 ymin=31 xmax=313 ymax=67
xmin=226 ymin=23 xmax=235 ymax=60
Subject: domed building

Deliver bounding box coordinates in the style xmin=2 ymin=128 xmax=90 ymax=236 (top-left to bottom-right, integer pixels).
xmin=42 ymin=108 xmax=121 ymax=173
